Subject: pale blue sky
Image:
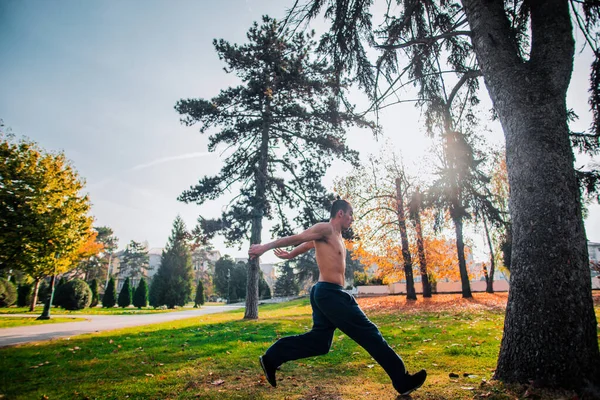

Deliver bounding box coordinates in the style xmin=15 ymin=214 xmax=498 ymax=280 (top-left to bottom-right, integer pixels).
xmin=1 ymin=0 xmax=598 ymax=262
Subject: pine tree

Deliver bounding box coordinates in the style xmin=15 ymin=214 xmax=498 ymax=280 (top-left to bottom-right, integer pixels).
xmin=176 ymin=16 xmax=374 ymax=319
xmin=274 ymin=262 xmax=299 ymax=297
xmin=117 ymin=277 xmax=132 ymax=308
xmin=132 ymin=277 xmax=148 ymax=308
xmin=89 ymin=278 xmax=99 ymax=307
xmin=148 ymin=278 xmax=161 ymax=308
xmin=102 ymin=276 xmax=117 ymax=308
xmin=194 ymin=280 xmax=204 ymax=307
xmin=152 ymin=216 xmax=194 ymax=308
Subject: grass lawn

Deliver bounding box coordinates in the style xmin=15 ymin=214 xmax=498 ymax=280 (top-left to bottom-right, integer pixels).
xmin=0 ymin=293 xmax=598 ymax=400
xmin=0 ymin=302 xmax=225 ymax=316
xmin=0 ymin=316 xmax=88 ymax=328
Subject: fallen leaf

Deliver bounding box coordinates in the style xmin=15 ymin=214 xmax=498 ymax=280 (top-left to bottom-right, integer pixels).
xmin=145 ymin=374 xmax=154 ymax=377
xmin=366 ymin=364 xmax=375 ymax=369
xmin=211 ymin=379 xmax=225 ymax=386
xmin=449 ymin=373 xmax=459 ymax=378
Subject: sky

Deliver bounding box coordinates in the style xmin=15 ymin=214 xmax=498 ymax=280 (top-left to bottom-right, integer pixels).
xmin=1 ymin=0 xmax=599 ymax=264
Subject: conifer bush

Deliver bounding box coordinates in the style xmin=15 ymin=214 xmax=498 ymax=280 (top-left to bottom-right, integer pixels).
xmin=118 ymin=277 xmax=132 ymax=308
xmin=102 ymin=277 xmax=117 ymax=308
xmin=0 ymin=278 xmax=17 ymax=307
xmin=132 ymin=278 xmax=148 ymax=308
xmin=60 ymin=279 xmax=92 ymax=310
xmin=89 ymin=279 xmax=99 ymax=307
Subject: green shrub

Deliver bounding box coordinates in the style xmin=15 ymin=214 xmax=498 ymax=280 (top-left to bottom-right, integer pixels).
xmin=17 ymin=283 xmax=33 ymax=307
xmin=132 ymin=278 xmax=148 ymax=308
xmin=0 ymin=278 xmax=17 ymax=307
xmin=102 ymin=277 xmax=117 ymax=308
xmin=194 ymin=280 xmax=205 ymax=307
xmin=118 ymin=277 xmax=132 ymax=308
xmin=89 ymin=279 xmax=99 ymax=307
xmin=60 ymin=279 xmax=92 ymax=310
xmin=52 ymin=276 xmax=68 ymax=307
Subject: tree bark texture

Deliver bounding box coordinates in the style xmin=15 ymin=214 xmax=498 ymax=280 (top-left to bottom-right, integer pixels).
xmin=482 ymin=215 xmax=495 ymax=293
xmin=244 ymin=97 xmax=271 ymax=320
xmin=462 ymin=0 xmax=600 ymax=388
xmin=413 ymin=208 xmax=432 ymax=297
xmin=452 ymin=215 xmax=472 ymax=298
xmin=396 ymin=178 xmax=417 ymax=300
xmin=29 ymin=278 xmax=40 ymax=312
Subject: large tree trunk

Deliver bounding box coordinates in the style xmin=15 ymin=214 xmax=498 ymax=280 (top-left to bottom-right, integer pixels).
xmin=395 ymin=178 xmax=416 ymax=300
xmin=463 ymin=0 xmax=600 ymax=388
xmin=413 ymin=206 xmax=431 ymax=298
xmin=482 ymin=215 xmax=495 ymax=293
xmin=244 ymin=94 xmax=271 ymax=320
xmin=29 ymin=278 xmax=40 ymax=312
xmin=452 ymin=214 xmax=472 ymax=298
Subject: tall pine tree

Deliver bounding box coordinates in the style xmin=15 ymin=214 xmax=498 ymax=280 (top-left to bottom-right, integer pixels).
xmin=152 ymin=216 xmax=194 ymax=308
xmin=175 ymin=16 xmax=374 ymax=319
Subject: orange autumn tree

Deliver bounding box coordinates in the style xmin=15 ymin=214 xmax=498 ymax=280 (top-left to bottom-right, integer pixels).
xmin=335 ymin=152 xmax=428 ymax=298
xmin=70 ymin=229 xmax=105 ymax=281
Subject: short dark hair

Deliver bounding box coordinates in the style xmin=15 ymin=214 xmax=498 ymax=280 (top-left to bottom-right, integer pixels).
xmin=330 ymin=199 xmax=351 ymax=219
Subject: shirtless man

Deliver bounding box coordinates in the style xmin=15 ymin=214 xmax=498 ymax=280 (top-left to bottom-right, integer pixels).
xmin=248 ymin=199 xmax=427 ymax=396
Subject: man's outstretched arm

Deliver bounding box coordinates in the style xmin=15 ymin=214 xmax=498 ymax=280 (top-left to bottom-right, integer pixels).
xmin=248 ymin=222 xmax=330 ymax=259
xmin=273 ymin=241 xmax=315 ymax=260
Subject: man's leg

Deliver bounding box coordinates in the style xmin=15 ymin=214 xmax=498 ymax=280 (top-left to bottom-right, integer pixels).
xmin=260 ymin=285 xmax=336 ymax=385
xmin=314 ymin=286 xmax=424 ymax=393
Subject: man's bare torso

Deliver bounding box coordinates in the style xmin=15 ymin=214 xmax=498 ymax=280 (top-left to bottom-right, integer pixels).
xmin=314 ymin=229 xmax=346 ymax=287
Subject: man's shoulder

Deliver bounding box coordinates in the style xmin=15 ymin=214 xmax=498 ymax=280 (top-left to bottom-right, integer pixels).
xmin=311 ymin=222 xmax=334 ymax=238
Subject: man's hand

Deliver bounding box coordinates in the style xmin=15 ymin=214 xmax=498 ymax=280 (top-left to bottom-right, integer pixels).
xmin=273 ymin=248 xmax=293 ymax=260
xmin=248 ymin=244 xmax=266 ymax=259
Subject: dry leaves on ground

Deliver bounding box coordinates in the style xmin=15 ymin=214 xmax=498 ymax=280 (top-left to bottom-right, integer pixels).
xmin=357 ymin=293 xmax=510 ymax=314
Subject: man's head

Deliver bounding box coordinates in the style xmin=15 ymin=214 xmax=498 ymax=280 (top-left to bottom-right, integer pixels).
xmin=330 ymin=199 xmax=353 ymax=229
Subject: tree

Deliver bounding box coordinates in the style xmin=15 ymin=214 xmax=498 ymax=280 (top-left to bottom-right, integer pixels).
xmin=132 ymin=277 xmax=148 ymax=309
xmin=194 ymin=280 xmax=205 ymax=307
xmin=259 ymin=272 xmax=272 ymax=300
xmin=175 ymin=15 xmax=374 ymax=319
xmin=89 ymin=278 xmax=99 ymax=307
xmin=292 ymin=0 xmax=600 ymax=389
xmin=0 ymin=278 xmax=16 ymax=307
xmin=60 ymin=279 xmax=92 ymax=310
xmin=274 ymin=262 xmax=299 ymax=297
xmin=148 ymin=278 xmax=162 ymax=308
xmin=0 ymin=132 xmax=94 ymax=311
xmin=70 ymin=230 xmax=104 ymax=282
xmin=95 ymin=226 xmax=119 ymax=290
xmin=213 ymin=256 xmax=236 ymax=298
xmin=427 ymin=130 xmax=501 ymax=298
xmin=408 ymin=189 xmax=432 ymax=297
xmin=152 ymin=216 xmax=194 ymax=308
xmin=102 ymin=276 xmax=117 ymax=308
xmin=119 ymin=241 xmax=149 ymax=285
xmin=117 ymin=277 xmax=132 ymax=308
xmin=334 ymin=153 xmax=421 ymax=298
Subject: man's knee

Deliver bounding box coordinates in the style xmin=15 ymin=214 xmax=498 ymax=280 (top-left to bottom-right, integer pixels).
xmin=316 ymin=339 xmax=332 ymax=355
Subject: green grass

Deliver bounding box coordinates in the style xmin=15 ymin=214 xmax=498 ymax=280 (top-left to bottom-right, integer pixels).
xmin=0 ymin=303 xmax=224 ymax=316
xmin=0 ymin=297 xmax=597 ymax=399
xmin=0 ymin=316 xmax=87 ymax=328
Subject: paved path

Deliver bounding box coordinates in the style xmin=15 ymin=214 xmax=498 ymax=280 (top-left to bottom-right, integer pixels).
xmin=0 ymin=305 xmax=243 ymax=347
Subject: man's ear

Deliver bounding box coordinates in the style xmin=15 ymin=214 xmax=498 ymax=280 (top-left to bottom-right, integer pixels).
xmin=337 ymin=210 xmax=344 ymax=218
